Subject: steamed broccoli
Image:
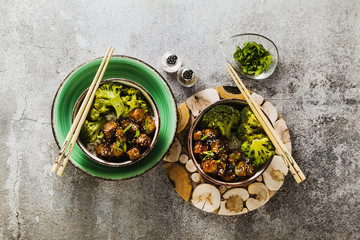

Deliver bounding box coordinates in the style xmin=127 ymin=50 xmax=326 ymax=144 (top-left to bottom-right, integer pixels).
xmin=241 ymin=133 xmax=275 ymax=166
xmin=237 ymin=106 xmax=275 ymax=166
xmin=201 ymin=104 xmax=241 ymax=140
xmin=88 ymin=108 xmax=102 ymax=121
xmin=240 ymin=106 xmax=261 ymax=128
xmin=122 ymin=87 xmax=139 ymax=96
xmin=121 ymin=93 xmax=148 ymax=117
xmin=80 ymin=119 xmax=106 ymax=143
xmin=93 ymin=82 xmax=126 ymax=118
xmin=237 ymin=122 xmax=263 ymax=139
xmin=237 ymin=106 xmax=263 ymax=139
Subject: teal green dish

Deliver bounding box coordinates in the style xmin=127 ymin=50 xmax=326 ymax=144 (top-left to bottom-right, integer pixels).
xmin=51 ymin=55 xmax=177 ymax=180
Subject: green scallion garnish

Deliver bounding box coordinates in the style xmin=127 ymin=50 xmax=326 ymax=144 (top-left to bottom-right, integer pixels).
xmin=202 ymin=155 xmax=210 ymax=161
xmin=233 ymin=41 xmax=272 ymax=76
xmin=145 ymin=119 xmax=149 ymax=133
xmin=123 ymin=142 xmax=127 ymax=152
xmin=134 ymin=129 xmax=140 ymax=138
xmin=115 ymin=147 xmax=123 ymax=152
xmin=123 ymin=123 xmax=133 ymax=133
xmin=202 ymin=151 xmax=214 ymax=156
xmin=200 ymin=135 xmax=208 ymax=141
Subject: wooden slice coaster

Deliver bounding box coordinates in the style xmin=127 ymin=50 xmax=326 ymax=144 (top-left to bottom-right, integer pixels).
xmin=163 ymin=86 xmax=291 ymax=215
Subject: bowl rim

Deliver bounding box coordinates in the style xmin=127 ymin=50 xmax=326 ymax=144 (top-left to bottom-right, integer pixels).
xmin=187 ymin=98 xmax=273 ymax=187
xmin=72 ymin=78 xmax=161 ymax=167
xmin=220 ymin=32 xmax=279 ymax=80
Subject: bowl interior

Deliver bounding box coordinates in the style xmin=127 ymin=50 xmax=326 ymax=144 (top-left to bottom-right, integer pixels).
xmin=220 ymin=33 xmax=279 ymax=80
xmin=72 ymin=78 xmax=160 ymax=167
xmin=188 ymin=99 xmax=272 ymax=187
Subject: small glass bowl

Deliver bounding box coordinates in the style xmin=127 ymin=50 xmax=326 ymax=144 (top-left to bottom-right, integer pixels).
xmin=220 ymin=33 xmax=279 ymax=80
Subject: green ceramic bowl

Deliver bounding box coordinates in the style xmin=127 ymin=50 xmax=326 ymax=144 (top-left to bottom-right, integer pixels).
xmin=51 ymin=55 xmax=177 ymax=180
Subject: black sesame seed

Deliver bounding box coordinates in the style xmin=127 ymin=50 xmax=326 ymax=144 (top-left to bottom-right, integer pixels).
xmin=166 ymin=55 xmax=178 ymax=65
xmin=182 ymin=69 xmax=193 ymax=79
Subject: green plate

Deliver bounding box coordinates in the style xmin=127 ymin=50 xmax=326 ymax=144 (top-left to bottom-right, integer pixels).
xmin=51 ymin=55 xmax=177 ymax=180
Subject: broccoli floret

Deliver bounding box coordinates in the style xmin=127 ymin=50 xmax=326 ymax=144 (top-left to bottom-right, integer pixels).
xmin=88 ymin=108 xmax=102 ymax=121
xmin=201 ymin=105 xmax=241 ymax=139
xmin=237 ymin=106 xmax=263 ymax=139
xmin=121 ymin=88 xmax=149 ymax=117
xmin=139 ymin=100 xmax=148 ymax=112
xmin=241 ymin=133 xmax=275 ymax=166
xmin=93 ymin=98 xmax=111 ymax=114
xmin=88 ymin=83 xmax=150 ymax=122
xmin=80 ymin=119 xmax=106 ymax=143
xmin=237 ymin=123 xmax=263 ymax=140
xmin=94 ymin=82 xmax=126 ymax=118
xmin=122 ymin=87 xmax=139 ymax=96
xmin=240 ymin=106 xmax=261 ymax=128
xmin=121 ymin=95 xmax=138 ymax=117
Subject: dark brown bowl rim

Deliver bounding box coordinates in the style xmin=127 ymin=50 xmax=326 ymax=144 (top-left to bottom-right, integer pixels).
xmin=187 ymin=98 xmax=272 ymax=187
xmin=72 ymin=78 xmax=161 ymax=167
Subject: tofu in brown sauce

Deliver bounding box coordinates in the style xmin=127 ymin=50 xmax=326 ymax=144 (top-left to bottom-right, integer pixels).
xmin=193 ymin=141 xmax=208 ymax=154
xmin=103 ymin=121 xmax=118 ymax=139
xmin=93 ymin=107 xmax=156 ymax=163
xmin=127 ymin=147 xmax=141 ymax=160
xmin=201 ymin=160 xmax=218 ymax=174
xmin=110 ymin=142 xmax=124 ymax=157
xmin=96 ymin=143 xmax=112 ymax=157
xmin=130 ymin=108 xmax=146 ymax=122
xmin=136 ymin=134 xmax=151 ymax=148
xmin=142 ymin=115 xmax=156 ymax=134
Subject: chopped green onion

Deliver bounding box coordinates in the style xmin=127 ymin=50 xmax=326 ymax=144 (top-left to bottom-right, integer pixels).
xmin=233 ymin=41 xmax=272 ymax=76
xmin=202 ymin=155 xmax=211 ymax=161
xmin=134 ymin=129 xmax=140 ymax=138
xmin=202 ymin=151 xmax=214 ymax=156
xmin=201 ymin=150 xmax=215 ymax=161
xmin=200 ymin=135 xmax=208 ymax=141
xmin=145 ymin=119 xmax=149 ymax=133
xmin=123 ymin=123 xmax=133 ymax=133
xmin=123 ymin=142 xmax=127 ymax=152
xmin=115 ymin=147 xmax=123 ymax=152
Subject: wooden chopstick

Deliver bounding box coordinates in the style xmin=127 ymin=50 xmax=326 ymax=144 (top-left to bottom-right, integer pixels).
xmin=51 ymin=46 xmax=111 ymax=174
xmin=51 ymin=47 xmax=115 ymax=176
xmin=225 ymin=64 xmax=306 ymax=183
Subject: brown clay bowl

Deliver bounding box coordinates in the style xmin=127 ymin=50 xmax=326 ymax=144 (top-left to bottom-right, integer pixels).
xmin=188 ymin=99 xmax=272 ymax=187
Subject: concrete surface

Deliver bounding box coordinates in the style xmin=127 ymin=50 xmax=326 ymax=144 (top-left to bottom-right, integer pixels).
xmin=1 ymin=0 xmax=359 ymax=239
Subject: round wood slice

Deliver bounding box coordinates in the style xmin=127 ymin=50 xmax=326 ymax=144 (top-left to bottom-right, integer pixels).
xmin=163 ymin=86 xmax=291 ymax=215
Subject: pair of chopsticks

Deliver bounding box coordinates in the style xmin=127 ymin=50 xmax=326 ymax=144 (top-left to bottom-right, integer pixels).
xmin=225 ymin=64 xmax=306 ymax=183
xmin=51 ymin=46 xmax=115 ymax=176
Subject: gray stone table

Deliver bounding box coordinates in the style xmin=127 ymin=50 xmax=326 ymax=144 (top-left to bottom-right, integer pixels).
xmin=1 ymin=1 xmax=359 ymax=239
